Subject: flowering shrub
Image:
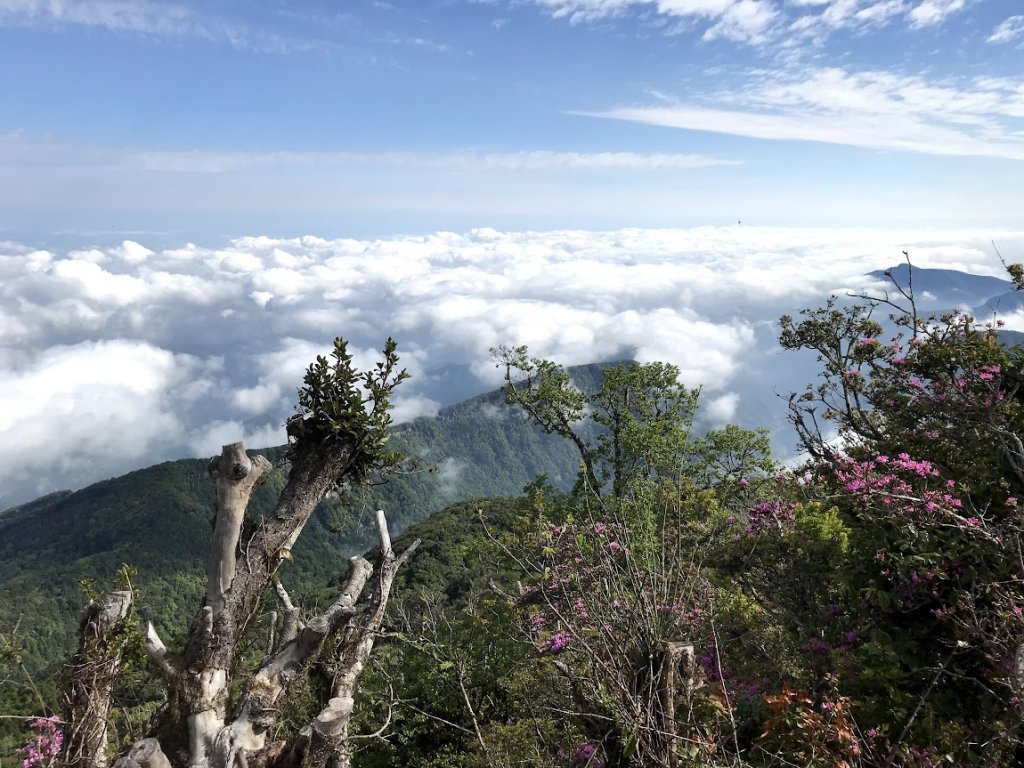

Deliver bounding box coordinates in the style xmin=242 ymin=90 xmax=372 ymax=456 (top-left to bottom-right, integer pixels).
xmin=778 ymin=275 xmax=1024 ymax=764
xmin=834 ymin=453 xmax=972 ymax=528
xmin=515 ymin=481 xmax=749 ymax=767
xmin=20 ymin=716 xmax=62 ymax=768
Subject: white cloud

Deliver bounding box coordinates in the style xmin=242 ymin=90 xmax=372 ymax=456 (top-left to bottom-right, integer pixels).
xmin=0 ymin=134 xmax=739 ymax=175
xmin=433 ymin=457 xmax=468 ymax=499
xmin=583 ymin=67 xmax=1024 ymax=160
xmin=704 ymin=0 xmax=779 ymax=41
xmin=525 ymin=0 xmax=970 ymax=43
xmin=530 ymin=0 xmax=779 ymax=41
xmin=112 ymin=240 xmax=154 ymax=264
xmin=907 ymin=0 xmax=965 ymax=28
xmin=704 ymin=392 xmax=740 ymax=423
xmin=787 ymin=0 xmax=908 ymax=38
xmin=0 ymin=340 xmax=196 ymax=500
xmin=2 ymin=225 xmax=1023 ymax=510
xmin=392 ymin=394 xmax=442 ymax=423
xmin=0 ymin=0 xmax=195 ymax=35
xmin=0 ymin=0 xmax=323 ymax=52
xmin=988 ymin=15 xmax=1024 ymax=44
xmin=188 ymin=420 xmax=286 ymax=457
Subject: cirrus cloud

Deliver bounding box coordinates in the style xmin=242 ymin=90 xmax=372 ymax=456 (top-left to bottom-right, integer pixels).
xmin=581 ymin=67 xmax=1024 ymax=160
xmin=521 ymin=0 xmax=971 ymax=44
xmin=988 ymin=15 xmax=1024 ymax=45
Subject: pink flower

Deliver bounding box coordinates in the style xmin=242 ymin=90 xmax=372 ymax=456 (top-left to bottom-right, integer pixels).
xmin=20 ymin=716 xmax=63 ymax=768
xmin=541 ymin=631 xmax=571 ymax=655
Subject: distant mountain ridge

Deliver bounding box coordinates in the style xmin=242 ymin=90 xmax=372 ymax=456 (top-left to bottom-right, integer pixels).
xmin=0 ymin=364 xmax=610 ymax=674
xmin=867 ymin=263 xmax=1012 ymax=310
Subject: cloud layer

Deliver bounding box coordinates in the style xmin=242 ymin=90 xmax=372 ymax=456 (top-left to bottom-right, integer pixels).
xmin=2 ymin=225 xmax=1022 ymax=509
xmin=527 ymin=0 xmax=971 ymax=43
xmin=586 ymin=67 xmax=1024 ymax=160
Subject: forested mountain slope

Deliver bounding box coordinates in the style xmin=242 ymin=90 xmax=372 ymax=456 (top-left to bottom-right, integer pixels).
xmin=0 ymin=365 xmax=611 ymax=676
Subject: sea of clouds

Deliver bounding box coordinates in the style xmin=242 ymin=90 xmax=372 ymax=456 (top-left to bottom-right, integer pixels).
xmin=2 ymin=225 xmax=1022 ymax=510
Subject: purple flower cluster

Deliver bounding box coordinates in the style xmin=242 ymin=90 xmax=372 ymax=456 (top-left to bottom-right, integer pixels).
xmin=541 ymin=631 xmax=571 ymax=655
xmin=571 ymin=743 xmax=606 ymax=767
xmin=20 ymin=716 xmax=62 ymax=768
xmin=834 ymin=453 xmax=970 ymax=526
xmin=744 ymin=500 xmax=796 ymax=537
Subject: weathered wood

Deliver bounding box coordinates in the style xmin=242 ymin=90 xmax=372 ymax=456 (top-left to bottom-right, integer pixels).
xmin=207 ymin=443 xmax=272 ymax=614
xmin=128 ymin=432 xmax=412 ymax=767
xmin=658 ymin=641 xmax=695 ymax=767
xmin=112 ymin=738 xmax=172 ymax=768
xmin=144 ymin=622 xmax=177 ymax=680
xmin=302 ymin=510 xmax=419 ymax=768
xmin=63 ymin=590 xmax=133 ymax=768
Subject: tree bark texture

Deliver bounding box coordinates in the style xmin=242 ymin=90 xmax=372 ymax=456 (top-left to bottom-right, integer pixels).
xmin=107 ymin=440 xmax=420 ymax=768
xmin=658 ymin=641 xmax=695 ymax=768
xmin=63 ymin=590 xmax=133 ymax=768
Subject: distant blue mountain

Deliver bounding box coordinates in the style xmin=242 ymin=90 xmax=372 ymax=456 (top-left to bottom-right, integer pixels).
xmin=977 ymin=291 xmax=1024 ymax=318
xmin=868 ymin=264 xmax=1011 ymax=310
xmin=998 ymin=329 xmax=1024 ymax=348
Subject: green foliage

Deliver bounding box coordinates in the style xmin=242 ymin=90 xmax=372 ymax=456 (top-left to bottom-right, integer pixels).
xmin=293 ymin=336 xmax=410 ymax=481
xmin=1007 ymin=262 xmax=1024 ymax=291
xmin=591 ymin=360 xmax=700 ymax=497
xmin=495 ymin=346 xmax=767 ymax=500
xmin=773 ymin=265 xmax=1024 ymax=763
xmin=352 ymin=497 xmax=556 ymax=768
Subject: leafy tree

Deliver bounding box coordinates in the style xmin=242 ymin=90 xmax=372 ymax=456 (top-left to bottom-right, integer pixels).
xmin=493 ymin=347 xmax=767 ymax=499
xmin=490 ymin=349 xmax=778 ymax=766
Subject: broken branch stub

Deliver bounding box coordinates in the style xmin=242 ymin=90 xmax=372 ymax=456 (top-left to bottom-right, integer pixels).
xmin=63 ymin=590 xmax=134 ymax=768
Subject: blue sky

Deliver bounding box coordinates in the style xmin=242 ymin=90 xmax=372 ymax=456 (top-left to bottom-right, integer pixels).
xmin=2 ymin=0 xmax=1022 ymax=244
xmin=4 ymin=0 xmax=1024 ymax=509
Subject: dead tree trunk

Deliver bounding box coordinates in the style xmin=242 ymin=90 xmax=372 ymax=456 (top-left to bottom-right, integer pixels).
xmin=657 ymin=641 xmax=695 ymax=768
xmin=112 ymin=739 xmax=171 ymax=768
xmin=300 ymin=512 xmax=414 ymax=768
xmin=126 ymin=441 xmax=417 ymax=768
xmin=62 ymin=337 xmax=414 ymax=768
xmin=63 ymin=590 xmax=134 ymax=768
